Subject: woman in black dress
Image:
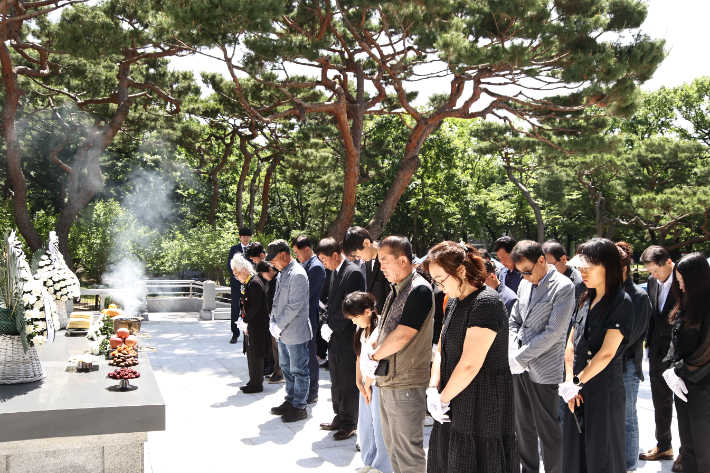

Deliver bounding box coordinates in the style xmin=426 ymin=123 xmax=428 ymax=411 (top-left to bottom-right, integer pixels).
xmin=423 ymin=241 xmax=518 ymax=473
xmin=560 ymin=238 xmax=635 ymax=473
xmin=231 ymin=253 xmax=270 ymax=394
xmin=663 ymin=253 xmax=710 ymax=473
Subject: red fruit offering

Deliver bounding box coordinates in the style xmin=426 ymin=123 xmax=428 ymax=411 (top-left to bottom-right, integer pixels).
xmin=116 ymin=328 xmax=130 ymax=339
xmin=109 ymin=336 xmax=123 ymax=348
xmin=124 ymin=335 xmax=138 ymax=347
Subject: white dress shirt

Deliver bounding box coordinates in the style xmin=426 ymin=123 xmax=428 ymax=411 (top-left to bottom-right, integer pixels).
xmin=658 ymin=268 xmax=674 ymax=312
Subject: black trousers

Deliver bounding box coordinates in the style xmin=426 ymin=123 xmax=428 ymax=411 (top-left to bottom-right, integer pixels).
xmin=675 ymin=383 xmax=710 ymax=473
xmin=649 ymin=353 xmax=674 ymax=451
xmin=328 ymin=341 xmax=359 ymax=431
xmin=307 ymin=311 xmax=320 ymax=401
xmin=513 ymin=372 xmax=563 ymax=473
xmin=245 ymin=340 xmax=264 ymax=388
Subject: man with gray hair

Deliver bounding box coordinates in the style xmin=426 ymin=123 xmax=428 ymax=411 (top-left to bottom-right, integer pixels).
xmin=265 ymin=239 xmax=311 ymax=422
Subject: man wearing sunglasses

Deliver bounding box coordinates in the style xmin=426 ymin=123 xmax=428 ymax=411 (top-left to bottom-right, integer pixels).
xmin=508 ymin=240 xmax=576 ymax=473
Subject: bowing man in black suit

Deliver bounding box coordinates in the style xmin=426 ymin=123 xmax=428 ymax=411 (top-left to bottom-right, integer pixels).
xmin=639 ymin=245 xmax=680 ymax=466
xmin=316 ymin=237 xmax=366 ymax=440
xmin=342 ymin=226 xmax=391 ymax=314
xmin=227 ymin=227 xmax=252 ymax=344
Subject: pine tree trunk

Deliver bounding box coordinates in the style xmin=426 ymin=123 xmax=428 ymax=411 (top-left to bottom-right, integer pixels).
xmin=256 ymin=156 xmax=279 ymax=234
xmin=0 ymin=43 xmax=43 ymax=251
xmin=324 ymin=64 xmax=366 ymax=241
xmin=366 ymin=119 xmax=440 ymax=239
xmin=208 ymin=173 xmax=219 ymax=227
xmin=505 ymin=166 xmax=545 ymax=243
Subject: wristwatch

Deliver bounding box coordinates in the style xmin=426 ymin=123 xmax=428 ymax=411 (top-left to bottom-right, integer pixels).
xmin=572 ymin=375 xmax=585 ymax=388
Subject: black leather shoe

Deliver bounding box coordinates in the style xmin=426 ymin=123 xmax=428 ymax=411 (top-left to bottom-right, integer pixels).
xmin=281 ymin=407 xmax=307 ymax=422
xmin=239 ymin=384 xmax=251 ymax=391
xmin=672 ymin=453 xmax=683 ymax=472
xmin=270 ymin=400 xmax=293 ymax=416
xmin=333 ymin=429 xmax=356 ymax=440
xmin=229 ymin=336 xmax=239 ymax=344
xmin=320 ymin=422 xmax=341 ymax=431
xmin=241 ymin=385 xmax=263 ymax=394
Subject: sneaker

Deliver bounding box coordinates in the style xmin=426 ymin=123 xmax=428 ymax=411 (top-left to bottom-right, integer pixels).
xmin=270 ymin=400 xmax=293 ymax=416
xmin=281 ymin=407 xmax=308 ymax=422
xmin=307 ymin=397 xmax=318 ymax=404
xmin=356 ymin=467 xmax=372 ymax=473
xmin=268 ymin=374 xmax=285 ymax=384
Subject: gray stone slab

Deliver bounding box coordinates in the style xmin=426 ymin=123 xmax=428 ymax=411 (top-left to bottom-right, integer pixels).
xmin=0 ymin=334 xmax=165 ymax=443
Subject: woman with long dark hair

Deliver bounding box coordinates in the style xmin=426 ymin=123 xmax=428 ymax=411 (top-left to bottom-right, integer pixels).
xmin=560 ymin=238 xmax=635 ymax=473
xmin=663 ymin=253 xmax=710 ymax=473
xmin=424 ymin=241 xmax=518 ymax=473
xmin=343 ymin=291 xmax=392 ymax=473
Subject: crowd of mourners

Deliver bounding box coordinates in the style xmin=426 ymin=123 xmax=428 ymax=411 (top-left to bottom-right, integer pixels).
xmin=226 ymin=227 xmax=710 ymax=473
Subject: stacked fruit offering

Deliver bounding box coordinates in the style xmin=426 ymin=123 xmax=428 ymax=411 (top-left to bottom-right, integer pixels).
xmin=108 ymin=368 xmax=141 ymax=380
xmin=108 ymin=327 xmax=139 ymax=366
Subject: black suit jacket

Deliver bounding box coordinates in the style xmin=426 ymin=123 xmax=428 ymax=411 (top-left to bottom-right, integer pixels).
xmin=647 ymin=274 xmax=677 ymax=359
xmin=327 ymin=259 xmax=366 ymax=353
xmin=365 ymin=256 xmax=391 ymax=315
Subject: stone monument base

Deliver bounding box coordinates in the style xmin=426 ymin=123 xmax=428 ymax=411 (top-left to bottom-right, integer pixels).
xmin=0 ymin=432 xmax=146 ymax=473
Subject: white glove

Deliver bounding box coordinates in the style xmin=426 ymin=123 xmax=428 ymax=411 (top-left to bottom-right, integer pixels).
xmin=360 ymin=342 xmax=380 ymax=379
xmin=558 ymin=380 xmax=582 ymax=403
xmin=662 ymin=368 xmax=688 ymax=402
xmin=426 ymin=387 xmax=451 ymax=424
xmin=509 ymin=353 xmax=526 ymax=375
xmin=236 ymin=318 xmax=247 ymax=332
xmin=321 ymin=324 xmax=333 ymax=343
xmin=269 ymin=320 xmax=282 ymax=340
xmin=509 ymin=344 xmax=529 ymax=374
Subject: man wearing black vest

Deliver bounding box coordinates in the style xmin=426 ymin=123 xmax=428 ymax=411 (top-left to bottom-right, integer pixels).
xmin=316 ymin=237 xmax=366 ymax=440
xmin=227 ymin=228 xmax=252 ymax=344
xmin=639 ymin=245 xmax=682 ymax=471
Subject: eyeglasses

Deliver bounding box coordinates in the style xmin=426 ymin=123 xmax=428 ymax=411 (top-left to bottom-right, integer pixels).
xmin=519 ymin=261 xmax=538 ymax=276
xmin=433 ymin=274 xmax=451 ymax=289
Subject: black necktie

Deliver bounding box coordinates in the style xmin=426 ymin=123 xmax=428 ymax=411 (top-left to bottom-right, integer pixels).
xmin=329 ymin=268 xmax=338 ymax=298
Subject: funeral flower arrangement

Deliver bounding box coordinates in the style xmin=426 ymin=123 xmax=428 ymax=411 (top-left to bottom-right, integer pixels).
xmin=20 ymin=260 xmax=56 ymax=347
xmin=33 ymin=232 xmax=81 ymax=302
xmin=1 ymin=231 xmax=56 ymax=351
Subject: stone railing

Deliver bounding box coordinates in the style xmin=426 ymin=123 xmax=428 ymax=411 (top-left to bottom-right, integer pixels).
xmin=80 ymin=280 xmax=232 ymax=320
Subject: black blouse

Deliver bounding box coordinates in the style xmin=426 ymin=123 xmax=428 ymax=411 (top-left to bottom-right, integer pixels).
xmin=573 ymin=288 xmax=635 ymax=358
xmin=667 ymin=304 xmax=710 ymax=385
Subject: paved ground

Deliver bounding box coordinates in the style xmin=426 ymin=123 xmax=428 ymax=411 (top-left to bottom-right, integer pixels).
xmin=141 ymin=312 xmax=681 ymax=473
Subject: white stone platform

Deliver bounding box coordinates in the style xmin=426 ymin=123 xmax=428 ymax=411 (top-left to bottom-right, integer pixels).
xmin=141 ymin=313 xmax=681 ymax=473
